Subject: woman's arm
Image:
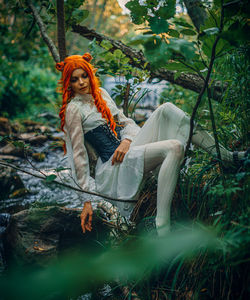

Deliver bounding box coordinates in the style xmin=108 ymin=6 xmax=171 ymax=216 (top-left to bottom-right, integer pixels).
xmin=100 ymin=88 xmax=140 ymax=164
xmin=65 ymin=103 xmax=93 ymax=232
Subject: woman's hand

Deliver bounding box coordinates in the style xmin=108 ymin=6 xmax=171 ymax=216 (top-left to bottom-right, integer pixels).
xmin=112 ymin=139 xmax=131 ymax=165
xmin=80 ymin=201 xmax=93 ymax=233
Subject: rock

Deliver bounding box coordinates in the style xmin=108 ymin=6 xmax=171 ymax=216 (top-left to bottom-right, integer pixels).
xmin=0 ymin=166 xmax=25 ymax=200
xmin=5 ymin=206 xmax=111 ymax=267
xmin=29 ymin=135 xmax=48 ymax=145
xmin=19 ymin=133 xmax=48 ymax=145
xmin=19 ymin=133 xmax=34 ymax=141
xmin=0 ymin=143 xmax=26 ymax=158
xmin=38 ymin=112 xmax=59 ymax=121
xmin=0 ymin=213 xmax=10 ymax=273
xmin=9 ymin=188 xmax=29 ymax=199
xmin=0 ymin=155 xmax=20 ymax=162
xmin=32 ymin=152 xmax=46 ymax=162
xmin=22 ymin=120 xmax=41 ymax=127
xmin=0 ymin=117 xmax=12 ymax=136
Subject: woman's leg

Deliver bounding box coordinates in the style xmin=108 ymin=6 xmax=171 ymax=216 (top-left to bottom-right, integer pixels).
xmin=144 ymin=139 xmax=184 ymax=236
xmin=132 ymin=102 xmax=245 ymax=162
xmin=191 ymin=125 xmax=245 ymax=161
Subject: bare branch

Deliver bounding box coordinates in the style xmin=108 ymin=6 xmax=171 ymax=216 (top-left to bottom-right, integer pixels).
xmin=27 ymin=0 xmax=60 ymax=62
xmin=0 ymin=161 xmax=137 ymax=203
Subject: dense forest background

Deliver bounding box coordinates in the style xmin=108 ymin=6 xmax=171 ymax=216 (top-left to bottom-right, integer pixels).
xmin=0 ymin=0 xmax=249 ymax=299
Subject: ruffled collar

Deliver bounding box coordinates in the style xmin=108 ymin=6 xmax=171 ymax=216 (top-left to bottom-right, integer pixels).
xmin=71 ymin=93 xmax=94 ymax=103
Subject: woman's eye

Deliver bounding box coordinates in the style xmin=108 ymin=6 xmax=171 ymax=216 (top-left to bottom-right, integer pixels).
xmin=82 ymin=74 xmax=88 ymax=79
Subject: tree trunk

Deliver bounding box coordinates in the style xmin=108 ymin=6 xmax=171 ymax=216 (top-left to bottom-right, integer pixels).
xmin=56 ymin=0 xmax=67 ymax=60
xmin=183 ymin=0 xmax=207 ymax=31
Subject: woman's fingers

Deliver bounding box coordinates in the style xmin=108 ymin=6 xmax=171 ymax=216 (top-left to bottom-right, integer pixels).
xmin=81 ymin=215 xmax=86 ymax=233
xmin=112 ymin=150 xmax=126 ymax=165
xmin=80 ymin=212 xmax=93 ymax=233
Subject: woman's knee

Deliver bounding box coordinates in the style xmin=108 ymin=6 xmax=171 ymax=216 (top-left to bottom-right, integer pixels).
xmin=158 ymin=102 xmax=178 ymax=119
xmin=163 ymin=139 xmax=184 ymax=159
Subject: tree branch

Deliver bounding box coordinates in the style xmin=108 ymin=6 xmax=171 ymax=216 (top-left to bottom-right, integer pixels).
xmin=27 ymin=0 xmax=60 ymax=62
xmin=184 ymin=0 xmax=225 ymax=161
xmin=72 ymin=24 xmax=227 ymax=101
xmin=0 ymin=161 xmax=137 ymax=203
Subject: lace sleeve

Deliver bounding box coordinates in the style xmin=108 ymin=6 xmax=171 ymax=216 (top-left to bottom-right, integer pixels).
xmin=100 ymin=87 xmax=140 ymax=141
xmin=64 ymin=103 xmax=95 ymax=202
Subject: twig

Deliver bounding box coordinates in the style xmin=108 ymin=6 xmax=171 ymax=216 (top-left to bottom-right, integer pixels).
xmin=0 ymin=161 xmax=137 ymax=203
xmin=207 ymin=87 xmax=224 ymax=175
xmin=184 ymin=0 xmax=225 ymax=161
xmin=123 ymin=82 xmax=130 ymax=117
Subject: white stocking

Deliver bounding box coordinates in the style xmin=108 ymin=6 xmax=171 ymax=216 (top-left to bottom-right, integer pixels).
xmin=144 ymin=140 xmax=184 ymax=236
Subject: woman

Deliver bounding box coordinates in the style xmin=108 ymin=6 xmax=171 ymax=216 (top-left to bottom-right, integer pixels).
xmin=56 ymin=53 xmax=246 ymax=236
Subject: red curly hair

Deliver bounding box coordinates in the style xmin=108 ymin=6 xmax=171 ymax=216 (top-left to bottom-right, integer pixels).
xmin=56 ymin=53 xmax=118 ymax=153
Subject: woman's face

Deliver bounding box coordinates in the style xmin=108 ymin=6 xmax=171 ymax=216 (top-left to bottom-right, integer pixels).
xmin=69 ymin=68 xmax=91 ymax=95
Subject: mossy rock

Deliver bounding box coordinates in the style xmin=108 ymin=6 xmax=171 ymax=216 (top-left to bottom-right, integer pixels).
xmin=5 ymin=206 xmax=111 ymax=267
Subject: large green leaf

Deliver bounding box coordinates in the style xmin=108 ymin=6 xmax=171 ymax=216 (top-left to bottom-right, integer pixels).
xmin=144 ymin=40 xmax=171 ymax=68
xmin=168 ymin=38 xmax=196 ymax=60
xmin=180 ymin=29 xmax=197 ymax=36
xmin=168 ymin=29 xmax=180 ymax=38
xmin=149 ymin=17 xmax=169 ymax=34
xmin=125 ymin=0 xmax=148 ymax=24
xmin=173 ymin=18 xmax=194 ymax=29
xmin=165 ymin=62 xmax=193 ymax=72
xmin=157 ymin=1 xmax=176 ymax=19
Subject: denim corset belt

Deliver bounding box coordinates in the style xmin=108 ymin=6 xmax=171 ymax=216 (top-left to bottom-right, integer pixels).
xmin=85 ymin=123 xmax=122 ymax=163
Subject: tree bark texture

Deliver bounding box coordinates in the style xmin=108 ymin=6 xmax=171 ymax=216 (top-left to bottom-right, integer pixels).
xmin=56 ymin=0 xmax=67 ymax=60
xmin=183 ymin=0 xmax=208 ymax=31
xmin=27 ymin=1 xmax=60 ymax=62
xmin=72 ymin=24 xmax=226 ymax=101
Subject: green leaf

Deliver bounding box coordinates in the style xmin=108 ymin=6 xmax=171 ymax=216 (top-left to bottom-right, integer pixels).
xmin=149 ymin=17 xmax=169 ymax=34
xmin=174 ymin=19 xmax=194 ymax=29
xmin=165 ymin=62 xmax=193 ymax=72
xmin=113 ymin=49 xmax=125 ymax=59
xmin=12 ymin=141 xmax=25 ymax=148
xmin=168 ymin=38 xmax=196 ymax=60
xmin=71 ymin=9 xmax=89 ymax=24
xmin=100 ymin=40 xmax=113 ymax=50
xmin=125 ymin=0 xmax=147 ymax=25
xmin=168 ymin=29 xmax=180 ymax=38
xmin=157 ymin=1 xmax=176 ymax=19
xmin=144 ymin=39 xmax=170 ymax=68
xmin=174 ymin=71 xmax=182 ymax=80
xmin=45 ymin=174 xmax=57 ymax=183
xmin=180 ymin=29 xmax=197 ymax=36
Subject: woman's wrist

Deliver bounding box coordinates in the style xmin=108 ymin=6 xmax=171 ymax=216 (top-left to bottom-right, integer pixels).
xmin=123 ymin=138 xmax=132 ymax=143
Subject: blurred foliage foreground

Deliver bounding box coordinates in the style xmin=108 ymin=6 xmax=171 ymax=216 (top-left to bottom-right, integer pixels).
xmin=0 ymin=223 xmax=249 ymax=300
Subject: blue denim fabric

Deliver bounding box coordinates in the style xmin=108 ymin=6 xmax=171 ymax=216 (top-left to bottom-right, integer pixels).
xmin=85 ymin=124 xmax=122 ymax=163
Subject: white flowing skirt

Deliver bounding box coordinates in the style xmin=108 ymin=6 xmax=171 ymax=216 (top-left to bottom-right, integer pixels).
xmin=95 ymin=103 xmax=191 ymax=217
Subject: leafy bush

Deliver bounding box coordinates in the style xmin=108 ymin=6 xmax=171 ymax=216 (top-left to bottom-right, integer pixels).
xmin=0 ymin=56 xmax=60 ymax=118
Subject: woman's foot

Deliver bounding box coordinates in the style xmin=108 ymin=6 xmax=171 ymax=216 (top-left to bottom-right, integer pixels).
xmin=233 ymin=147 xmax=250 ymax=167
